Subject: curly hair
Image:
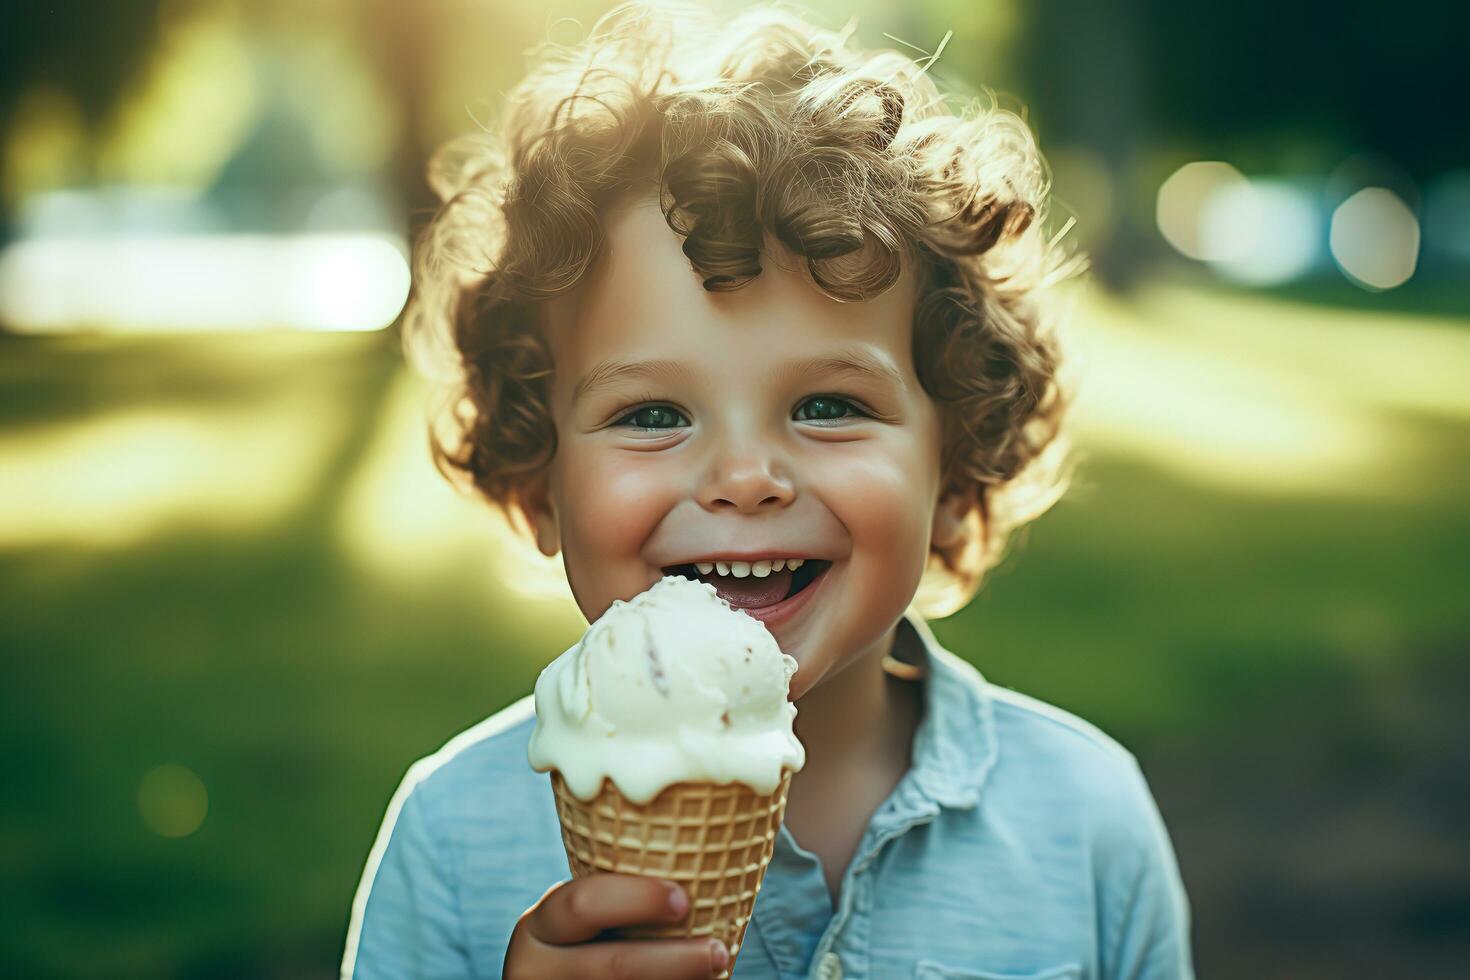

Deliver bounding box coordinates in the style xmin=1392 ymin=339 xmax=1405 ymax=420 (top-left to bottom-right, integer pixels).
xmin=404 ymin=0 xmax=1083 ymax=618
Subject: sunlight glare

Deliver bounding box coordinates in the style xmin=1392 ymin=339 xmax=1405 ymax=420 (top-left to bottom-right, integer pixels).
xmin=1062 ymin=284 xmax=1419 ymax=499
xmin=335 ymin=373 xmax=582 ymax=615
xmin=0 ymin=232 xmax=410 ymax=333
xmin=0 ymin=392 xmax=348 ymax=549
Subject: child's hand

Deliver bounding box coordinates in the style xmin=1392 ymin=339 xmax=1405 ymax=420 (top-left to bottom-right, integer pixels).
xmin=504 ymin=874 xmax=731 ymax=979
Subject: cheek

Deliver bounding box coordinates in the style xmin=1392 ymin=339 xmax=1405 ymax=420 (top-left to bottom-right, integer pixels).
xmin=839 ymin=461 xmax=932 ymax=573
xmin=556 ymin=446 xmax=675 ymax=562
xmin=820 ymin=435 xmax=936 ymax=557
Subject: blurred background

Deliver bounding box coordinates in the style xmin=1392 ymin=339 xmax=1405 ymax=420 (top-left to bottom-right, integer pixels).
xmin=2 ymin=0 xmax=1466 ymax=976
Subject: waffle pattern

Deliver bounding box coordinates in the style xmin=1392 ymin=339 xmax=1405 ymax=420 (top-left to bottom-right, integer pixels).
xmin=550 ymin=770 xmax=794 ymax=978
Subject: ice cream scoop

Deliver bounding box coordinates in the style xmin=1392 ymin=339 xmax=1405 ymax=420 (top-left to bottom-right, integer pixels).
xmin=527 ymin=574 xmax=805 ymax=803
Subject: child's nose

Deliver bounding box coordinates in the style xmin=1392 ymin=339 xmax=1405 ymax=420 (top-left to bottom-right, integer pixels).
xmin=696 ymin=451 xmax=796 ymax=514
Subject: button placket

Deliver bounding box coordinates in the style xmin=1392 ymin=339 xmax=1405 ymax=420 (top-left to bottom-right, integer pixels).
xmin=757 ymin=825 xmax=833 ymax=978
xmin=808 ymin=790 xmax=939 ymax=980
xmin=793 ymin=616 xmax=996 ymax=980
xmin=842 ymin=865 xmax=873 ymax=980
xmin=815 ymin=950 xmax=843 ymax=980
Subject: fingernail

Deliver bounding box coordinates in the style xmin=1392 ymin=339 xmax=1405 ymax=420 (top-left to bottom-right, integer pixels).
xmin=667 ymin=884 xmax=689 ymax=918
xmin=709 ymin=939 xmax=729 ymax=973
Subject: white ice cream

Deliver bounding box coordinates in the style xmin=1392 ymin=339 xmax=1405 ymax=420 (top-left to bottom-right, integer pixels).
xmin=527 ymin=575 xmax=805 ymax=804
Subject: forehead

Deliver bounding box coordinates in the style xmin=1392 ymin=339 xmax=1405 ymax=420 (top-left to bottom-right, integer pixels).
xmin=542 ymin=195 xmax=920 ymax=388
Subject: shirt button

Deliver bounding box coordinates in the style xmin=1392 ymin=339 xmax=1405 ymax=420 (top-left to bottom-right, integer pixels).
xmin=816 ymin=951 xmax=843 ymax=980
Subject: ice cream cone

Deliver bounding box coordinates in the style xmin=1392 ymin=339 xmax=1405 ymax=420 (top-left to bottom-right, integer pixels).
xmin=531 ymin=578 xmax=806 ymax=977
xmin=550 ymin=768 xmax=793 ymax=979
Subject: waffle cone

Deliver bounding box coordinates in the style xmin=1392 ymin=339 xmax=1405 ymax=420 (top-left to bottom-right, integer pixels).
xmin=549 ymin=769 xmax=793 ymax=978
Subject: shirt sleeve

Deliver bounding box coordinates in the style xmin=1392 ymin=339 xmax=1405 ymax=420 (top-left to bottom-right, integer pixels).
xmin=341 ymin=780 xmax=476 ymax=980
xmin=1098 ymin=756 xmax=1195 ymax=980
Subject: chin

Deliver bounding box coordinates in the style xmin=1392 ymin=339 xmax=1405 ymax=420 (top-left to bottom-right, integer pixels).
xmin=788 ymin=665 xmax=817 ymax=702
xmin=785 ymin=646 xmax=836 ymax=702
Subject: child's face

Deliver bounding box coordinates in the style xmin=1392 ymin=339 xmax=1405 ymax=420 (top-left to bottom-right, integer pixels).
xmin=525 ymin=194 xmax=968 ymax=700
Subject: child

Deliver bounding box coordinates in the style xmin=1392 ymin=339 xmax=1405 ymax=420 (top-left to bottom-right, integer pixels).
xmin=343 ymin=2 xmax=1193 ymax=977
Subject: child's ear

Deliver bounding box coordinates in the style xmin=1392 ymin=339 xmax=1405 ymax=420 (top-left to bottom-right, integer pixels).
xmin=931 ymin=481 xmax=980 ymax=554
xmin=514 ymin=469 xmax=561 ymax=558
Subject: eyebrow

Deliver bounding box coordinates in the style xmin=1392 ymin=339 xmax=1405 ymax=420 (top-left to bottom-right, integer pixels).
xmin=773 ymin=349 xmax=909 ymax=394
xmin=572 ymin=347 xmax=908 ymax=404
xmin=572 ymin=358 xmax=702 ymax=404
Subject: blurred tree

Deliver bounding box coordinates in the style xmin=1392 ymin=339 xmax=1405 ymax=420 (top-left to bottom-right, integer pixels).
xmin=1015 ymin=0 xmax=1468 ymax=286
xmin=1019 ymin=0 xmax=1154 ymax=288
xmin=0 ymin=0 xmax=163 ymax=233
xmin=358 ymin=0 xmax=445 ymax=232
xmin=0 ymin=1 xmax=163 ymax=131
xmin=1134 ymin=0 xmax=1468 ymax=178
xmin=5 ymin=0 xmax=1468 ymax=266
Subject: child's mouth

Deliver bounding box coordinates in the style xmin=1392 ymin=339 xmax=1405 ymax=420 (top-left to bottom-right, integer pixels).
xmin=662 ymin=559 xmax=831 ymax=610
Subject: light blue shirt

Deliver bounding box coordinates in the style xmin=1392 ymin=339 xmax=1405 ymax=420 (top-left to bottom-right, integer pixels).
xmin=342 ymin=612 xmax=1194 ymax=979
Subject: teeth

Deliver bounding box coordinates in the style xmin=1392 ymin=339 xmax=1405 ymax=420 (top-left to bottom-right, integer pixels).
xmin=696 ymin=558 xmax=810 ymax=576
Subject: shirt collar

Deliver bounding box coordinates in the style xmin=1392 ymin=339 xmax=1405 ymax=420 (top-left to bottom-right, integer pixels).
xmin=898 ymin=608 xmax=999 ymax=810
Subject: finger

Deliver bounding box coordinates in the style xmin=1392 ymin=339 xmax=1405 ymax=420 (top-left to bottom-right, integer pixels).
xmin=556 ymin=937 xmax=729 ymax=980
xmin=528 ymin=874 xmax=689 ymax=945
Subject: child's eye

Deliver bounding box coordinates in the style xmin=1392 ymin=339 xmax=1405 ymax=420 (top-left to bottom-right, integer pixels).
xmin=615 ymin=404 xmax=690 ymax=430
xmin=793 ymin=395 xmax=866 ymax=422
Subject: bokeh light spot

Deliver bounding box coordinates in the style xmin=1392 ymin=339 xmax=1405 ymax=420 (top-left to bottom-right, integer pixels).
xmin=1199 ymin=178 xmax=1319 ymax=285
xmin=1425 ymin=170 xmax=1470 ymax=263
xmin=294 ymin=236 xmax=411 ymax=332
xmin=1330 ymin=187 xmax=1420 ymax=290
xmin=1156 ymin=161 xmax=1248 ymax=260
xmin=137 ymin=764 xmax=208 ymax=838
